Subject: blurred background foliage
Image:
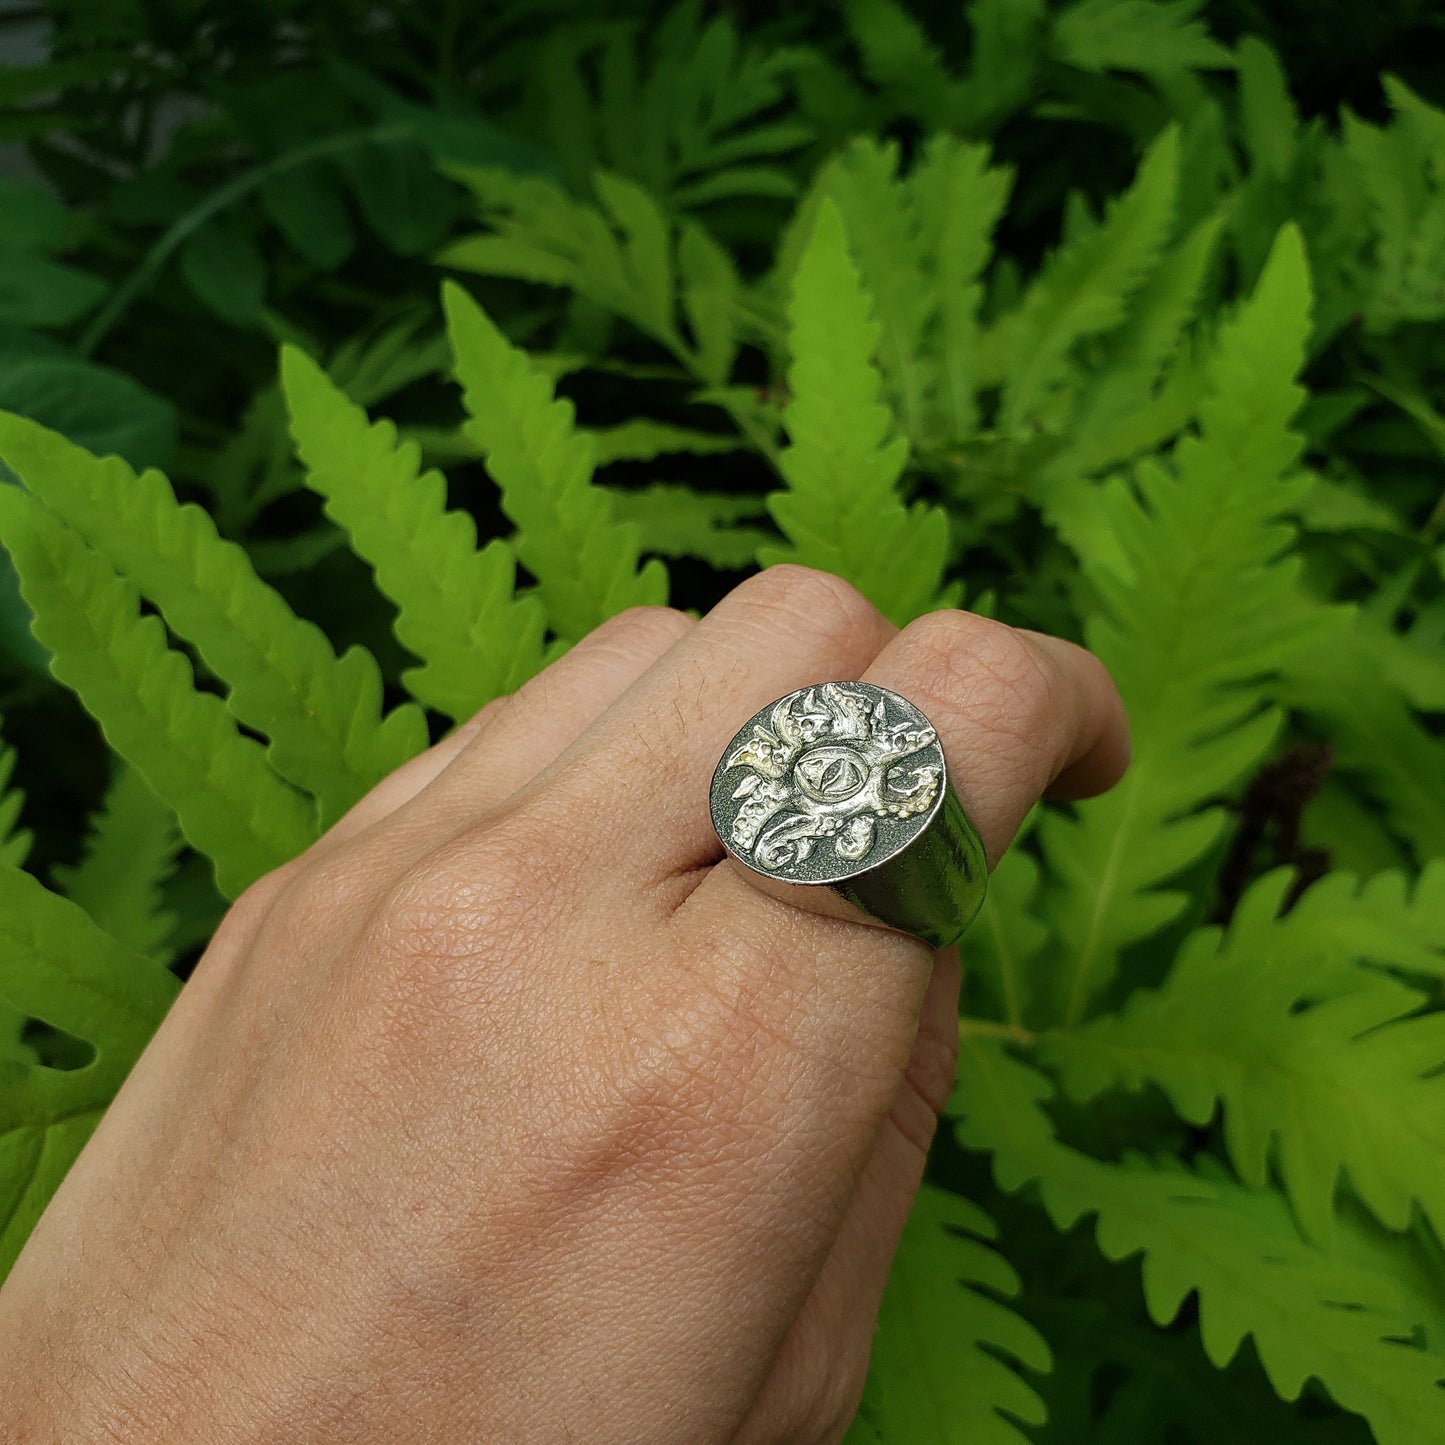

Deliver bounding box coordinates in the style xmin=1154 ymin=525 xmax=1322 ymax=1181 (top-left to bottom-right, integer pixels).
xmin=2 ymin=2 xmax=1445 ymax=1440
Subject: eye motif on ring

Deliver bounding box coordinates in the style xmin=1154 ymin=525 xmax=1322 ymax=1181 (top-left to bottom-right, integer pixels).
xmin=723 ymin=682 xmax=943 ymax=872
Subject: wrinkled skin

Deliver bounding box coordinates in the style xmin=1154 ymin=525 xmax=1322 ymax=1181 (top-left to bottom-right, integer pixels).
xmin=0 ymin=566 xmax=1129 ymax=1443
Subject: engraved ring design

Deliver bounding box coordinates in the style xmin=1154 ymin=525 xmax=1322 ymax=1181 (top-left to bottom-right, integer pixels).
xmin=708 ymin=681 xmax=989 ymax=949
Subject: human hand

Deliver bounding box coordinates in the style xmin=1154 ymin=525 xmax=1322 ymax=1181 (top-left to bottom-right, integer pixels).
xmin=0 ymin=566 xmax=1129 ymax=1443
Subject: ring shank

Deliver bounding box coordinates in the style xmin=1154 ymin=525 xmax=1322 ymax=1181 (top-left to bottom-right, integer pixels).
xmin=724 ymin=786 xmax=988 ymax=950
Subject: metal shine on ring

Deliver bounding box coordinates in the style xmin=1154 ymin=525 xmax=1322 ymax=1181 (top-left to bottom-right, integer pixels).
xmin=708 ymin=681 xmax=989 ymax=949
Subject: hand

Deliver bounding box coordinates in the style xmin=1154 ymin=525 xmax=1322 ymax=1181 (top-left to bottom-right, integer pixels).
xmin=0 ymin=566 xmax=1128 ymax=1444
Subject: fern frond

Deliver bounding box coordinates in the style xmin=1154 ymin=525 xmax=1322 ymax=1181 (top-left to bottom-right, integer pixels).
xmin=1041 ymin=862 xmax=1445 ymax=1245
xmin=860 ymin=1183 xmax=1050 ymax=1443
xmin=605 ymin=483 xmax=770 ymax=570
xmin=844 ymin=0 xmax=960 ymax=128
xmin=1037 ymin=208 xmax=1223 ymax=487
xmin=963 ymin=825 xmax=1050 ymax=1028
xmin=1038 ymin=225 xmax=1332 ymax=1027
xmin=911 ymin=136 xmax=1014 ymax=443
xmin=808 ymin=138 xmax=933 ymax=442
xmin=953 ymin=1039 xmax=1445 ymax=1443
xmin=439 ymin=168 xmax=746 ymax=390
xmin=443 ymin=283 xmax=670 ymax=643
xmin=588 ymin=419 xmax=742 ymax=466
xmin=987 ymin=126 xmax=1181 ymax=434
xmin=1280 ymin=607 xmax=1445 ymax=863
xmin=0 ymin=488 xmax=314 ymax=898
xmin=0 ymin=861 xmax=179 ymax=1276
xmin=0 ymin=412 xmax=427 ymax=827
xmin=281 ymin=345 xmax=547 ymax=723
xmin=759 ymin=199 xmax=954 ymax=626
xmin=439 ymin=168 xmax=684 ymax=352
xmin=1340 ymin=78 xmax=1445 ymax=328
xmin=1051 ymin=0 xmax=1233 ymax=79
xmin=0 ymin=716 xmax=29 ymax=869
xmin=789 ymin=135 xmax=1012 ymax=448
xmin=52 ymin=765 xmax=181 ymax=963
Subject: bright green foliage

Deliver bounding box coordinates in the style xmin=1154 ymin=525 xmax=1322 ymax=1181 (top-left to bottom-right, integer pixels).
xmin=4 ymin=7 xmax=1445 ymax=1442
xmin=0 ymin=487 xmax=315 ymax=898
xmin=791 ymin=135 xmax=1014 ymax=448
xmin=1039 ymin=225 xmax=1330 ymax=1026
xmin=439 ymin=168 xmax=740 ymax=382
xmin=0 ymin=861 xmax=179 ymax=1274
xmin=1041 ymin=863 xmax=1445 ymax=1246
xmin=0 ymin=413 xmax=427 ymax=827
xmin=53 ymin=766 xmax=181 ymax=963
xmin=952 ymin=1039 xmax=1445 ymax=1445
xmin=588 ymin=420 xmax=742 ymax=466
xmin=854 ymin=1183 xmax=1049 ymax=1443
xmin=988 ymin=126 xmax=1182 ymax=435
xmin=444 ymin=282 xmax=670 ymax=642
xmin=605 ymin=484 xmax=771 ymax=571
xmin=759 ymin=200 xmax=955 ymax=626
xmin=282 ymin=344 xmax=547 ymax=722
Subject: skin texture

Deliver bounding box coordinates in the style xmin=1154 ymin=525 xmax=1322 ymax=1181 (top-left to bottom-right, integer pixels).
xmin=0 ymin=566 xmax=1130 ymax=1444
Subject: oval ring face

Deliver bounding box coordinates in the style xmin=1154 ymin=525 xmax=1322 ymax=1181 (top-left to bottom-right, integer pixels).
xmin=709 ymin=681 xmax=948 ymax=886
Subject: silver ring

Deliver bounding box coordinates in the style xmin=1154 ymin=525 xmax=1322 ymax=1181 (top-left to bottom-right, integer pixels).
xmin=708 ymin=681 xmax=988 ymax=949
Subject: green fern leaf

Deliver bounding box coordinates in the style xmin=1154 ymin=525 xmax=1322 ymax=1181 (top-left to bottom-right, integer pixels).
xmin=964 ymin=845 xmax=1051 ymax=1029
xmin=759 ymin=199 xmax=953 ymax=627
xmin=443 ymin=282 xmax=670 ymax=642
xmin=844 ymin=0 xmax=960 ymax=128
xmin=1051 ymin=0 xmax=1234 ymax=78
xmin=1038 ymin=208 xmax=1224 ymax=487
xmin=589 ymin=419 xmax=742 ymax=466
xmin=809 ymin=137 xmax=934 ymax=442
xmin=440 ymin=168 xmax=685 ymax=353
xmin=605 ymin=483 xmax=770 ymax=570
xmin=1039 ymin=225 xmax=1332 ymax=1027
xmin=0 ymin=715 xmax=29 ymax=869
xmin=953 ymin=1039 xmax=1445 ymax=1443
xmin=52 ymin=764 xmax=181 ymax=963
xmin=537 ymin=5 xmax=808 ymax=212
xmin=911 ymin=136 xmax=1014 ymax=443
xmin=988 ymin=126 xmax=1180 ymax=434
xmin=1042 ymin=863 xmax=1445 ymax=1245
xmin=0 ymin=412 xmax=426 ymax=827
xmin=281 ymin=344 xmax=547 ymax=723
xmin=788 ymin=135 xmax=1012 ymax=448
xmin=0 ymin=861 xmax=180 ymax=1276
xmin=1280 ymin=608 xmax=1445 ymax=863
xmin=0 ymin=488 xmax=314 ymax=898
xmin=861 ymin=1183 xmax=1050 ymax=1442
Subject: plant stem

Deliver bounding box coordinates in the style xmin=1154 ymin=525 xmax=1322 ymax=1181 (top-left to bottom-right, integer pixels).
xmin=77 ymin=122 xmax=413 ymax=358
xmin=958 ymin=1016 xmax=1036 ymax=1046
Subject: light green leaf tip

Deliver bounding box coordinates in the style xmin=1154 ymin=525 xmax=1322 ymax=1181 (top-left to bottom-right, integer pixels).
xmin=282 ymin=342 xmax=549 ymax=723
xmin=761 ymin=197 xmax=953 ymax=627
xmin=443 ymin=280 xmax=669 ymax=643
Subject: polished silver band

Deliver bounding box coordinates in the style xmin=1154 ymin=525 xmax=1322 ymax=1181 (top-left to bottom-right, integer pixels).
xmin=708 ymin=681 xmax=988 ymax=949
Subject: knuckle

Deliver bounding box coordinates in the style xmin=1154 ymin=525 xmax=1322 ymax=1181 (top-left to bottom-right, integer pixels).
xmin=902 ymin=610 xmax=1061 ymax=747
xmin=267 ymin=844 xmax=384 ymax=936
xmin=777 ymin=1339 xmax=872 ymax=1445
xmin=361 ymin=802 xmax=581 ymax=1036
xmin=600 ymin=603 xmax=694 ymax=653
xmin=384 ymin=807 xmax=570 ymax=959
xmin=737 ymin=565 xmax=879 ymax=649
